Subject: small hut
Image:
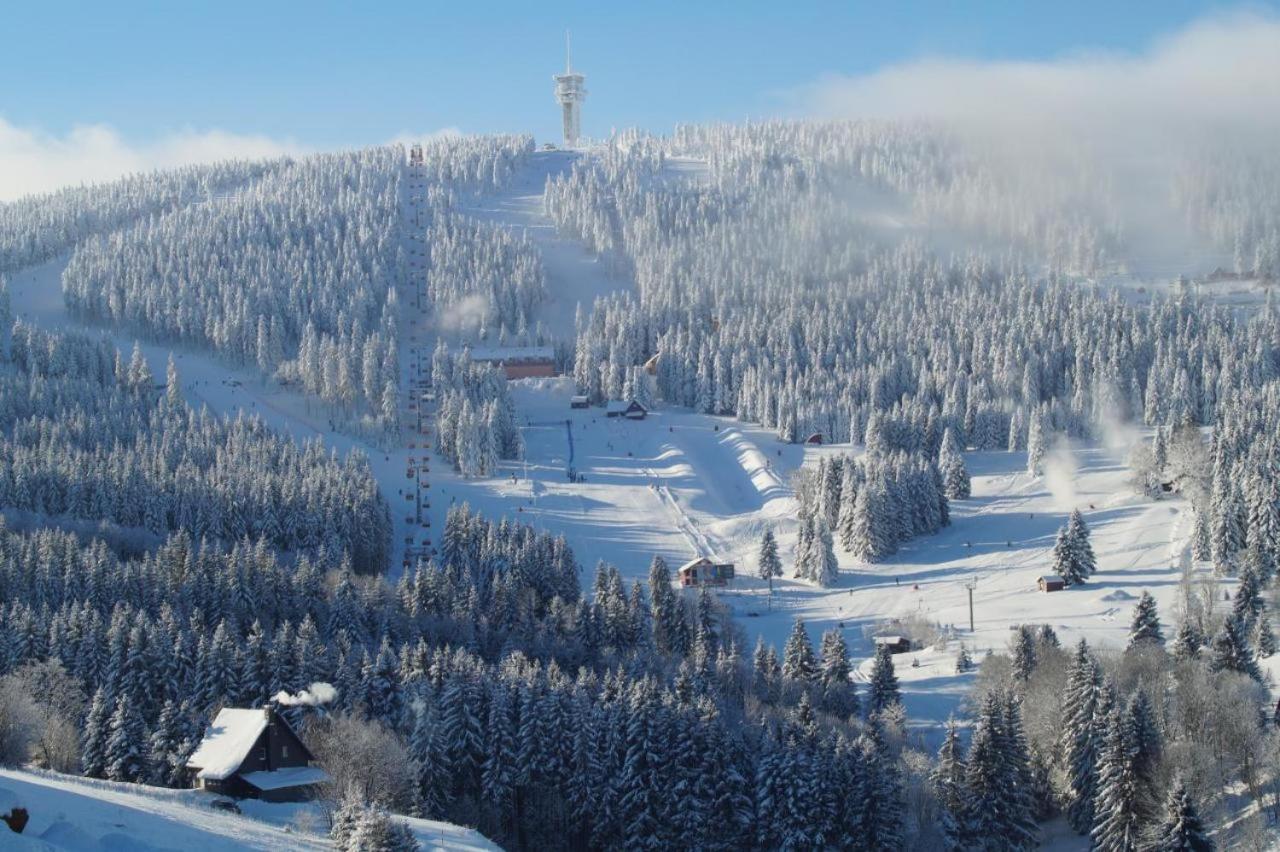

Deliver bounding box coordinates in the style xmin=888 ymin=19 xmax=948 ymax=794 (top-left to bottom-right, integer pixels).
xmin=873 ymin=635 xmax=912 ymax=654
xmin=1038 ymin=575 xmax=1066 ymax=592
xmin=606 ymin=400 xmax=648 ymax=420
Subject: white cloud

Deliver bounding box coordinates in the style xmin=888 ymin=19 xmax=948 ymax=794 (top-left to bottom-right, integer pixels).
xmin=386 ymin=127 xmax=463 ymax=150
xmin=796 ymin=11 xmax=1280 ymax=150
xmin=0 ymin=117 xmax=309 ymax=202
xmin=0 ymin=118 xmax=476 ymax=203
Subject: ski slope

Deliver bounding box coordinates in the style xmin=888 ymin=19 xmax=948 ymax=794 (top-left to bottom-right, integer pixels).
xmin=459 ymin=150 xmax=632 ymax=339
xmin=0 ymin=768 xmax=496 ymax=851
xmin=4 ymin=255 xmax=424 ymax=573
xmin=433 ymin=378 xmax=1244 ymax=731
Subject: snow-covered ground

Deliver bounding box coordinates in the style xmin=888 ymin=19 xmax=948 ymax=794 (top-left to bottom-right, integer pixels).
xmin=430 ymin=376 xmax=1250 ymax=733
xmin=0 ymin=768 xmax=498 ymax=851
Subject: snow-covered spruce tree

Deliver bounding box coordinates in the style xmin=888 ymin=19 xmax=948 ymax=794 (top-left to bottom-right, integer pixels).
xmin=961 ymin=691 xmax=1035 ymax=850
xmin=866 ymin=643 xmax=901 ymax=715
xmin=104 ymin=694 xmax=149 ymax=783
xmin=813 ymin=517 xmax=840 ymax=588
xmin=1127 ymin=591 xmax=1164 ymax=648
xmin=80 ymin=688 xmax=111 ymax=779
xmin=1091 ymin=698 xmax=1152 ymax=852
xmin=781 ymin=620 xmax=817 ymax=684
xmin=1067 ymin=509 xmax=1097 ymax=578
xmin=955 ymin=644 xmax=973 ymax=673
xmin=1026 ymin=409 xmax=1046 ymax=476
xmin=757 ymin=530 xmax=782 ymax=596
xmin=1253 ymin=611 xmax=1276 ymax=658
xmin=1207 ymin=613 xmax=1263 ymax=682
xmin=1171 ymin=620 xmax=1204 ymax=661
xmin=1152 ymin=775 xmax=1214 ymax=852
xmin=1061 ymin=640 xmax=1103 ymax=834
xmin=932 ymin=717 xmax=966 ymax=850
xmin=858 ymin=717 xmax=905 ymax=850
xmin=819 ymin=629 xmax=858 ymax=719
xmin=939 ymin=427 xmax=970 ymax=499
xmin=1011 ymin=625 xmax=1038 ymax=683
xmin=1052 ymin=525 xmax=1086 ymax=586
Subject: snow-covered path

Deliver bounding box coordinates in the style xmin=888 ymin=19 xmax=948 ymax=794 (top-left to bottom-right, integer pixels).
xmin=459 ymin=150 xmax=631 ymax=339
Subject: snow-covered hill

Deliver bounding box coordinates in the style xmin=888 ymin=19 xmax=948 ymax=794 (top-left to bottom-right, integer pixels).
xmin=0 ymin=769 xmax=498 ymax=851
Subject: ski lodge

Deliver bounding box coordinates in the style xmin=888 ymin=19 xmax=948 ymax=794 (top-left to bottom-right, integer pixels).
xmin=677 ymin=556 xmax=735 ymax=587
xmin=606 ymin=399 xmax=648 ymax=420
xmin=186 ymin=707 xmax=329 ymax=802
xmin=468 ymin=346 xmax=557 ymax=380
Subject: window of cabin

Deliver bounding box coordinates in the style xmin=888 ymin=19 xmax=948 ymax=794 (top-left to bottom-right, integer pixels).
xmin=258 ymin=747 xmax=267 ymax=762
xmin=282 ymin=745 xmax=289 ymax=759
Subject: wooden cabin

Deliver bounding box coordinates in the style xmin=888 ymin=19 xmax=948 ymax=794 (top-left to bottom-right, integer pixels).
xmin=570 ymin=395 xmax=590 ymax=409
xmin=186 ymin=707 xmax=329 ymax=802
xmin=1038 ymin=575 xmax=1066 ymax=593
xmin=677 ymin=556 xmax=735 ymax=587
xmin=804 ymin=432 xmax=824 ymax=445
xmin=873 ymin=635 xmax=912 ymax=654
xmin=606 ymin=400 xmax=648 ymax=420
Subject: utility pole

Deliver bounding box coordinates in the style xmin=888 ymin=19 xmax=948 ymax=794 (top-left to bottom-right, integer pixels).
xmin=963 ymin=577 xmax=977 ymax=633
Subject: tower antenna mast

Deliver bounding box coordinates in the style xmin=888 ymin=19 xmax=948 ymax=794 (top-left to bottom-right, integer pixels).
xmin=553 ymin=31 xmax=587 ymax=148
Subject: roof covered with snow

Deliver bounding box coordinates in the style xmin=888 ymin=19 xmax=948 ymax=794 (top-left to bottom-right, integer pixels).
xmin=467 ymin=346 xmax=555 ymax=364
xmin=186 ymin=708 xmax=268 ymax=781
xmin=240 ymin=766 xmax=331 ymax=791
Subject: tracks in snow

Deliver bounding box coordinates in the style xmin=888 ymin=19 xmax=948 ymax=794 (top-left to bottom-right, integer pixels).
xmin=645 ymin=467 xmax=716 ymax=560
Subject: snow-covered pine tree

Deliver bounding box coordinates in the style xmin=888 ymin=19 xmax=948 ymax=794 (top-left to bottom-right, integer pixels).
xmin=1151 ymin=775 xmax=1213 ymax=852
xmin=813 ymin=517 xmax=839 ymax=587
xmin=757 ymin=530 xmax=781 ymax=597
xmin=939 ymin=427 xmax=971 ymax=499
xmin=1026 ymin=409 xmax=1046 ymax=475
xmin=1091 ymin=701 xmax=1146 ymax=852
xmin=1208 ymin=613 xmax=1263 ymax=682
xmin=1061 ymin=640 xmax=1103 ymax=834
xmin=781 ymin=620 xmax=817 ymax=684
xmin=931 ymin=717 xmax=965 ymax=850
xmin=1067 ymin=509 xmax=1097 ymax=578
xmin=104 ymin=694 xmax=149 ymax=783
xmin=80 ymin=687 xmax=111 ymax=778
xmin=1253 ymin=610 xmax=1276 ymax=658
xmin=867 ymin=643 xmax=901 ymax=715
xmin=1053 ymin=525 xmax=1086 ymax=586
xmin=1127 ymin=591 xmax=1164 ymax=648
xmin=1011 ymin=625 xmax=1037 ymax=682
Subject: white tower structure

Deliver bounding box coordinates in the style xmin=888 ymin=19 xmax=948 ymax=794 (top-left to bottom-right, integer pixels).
xmin=553 ymin=31 xmax=586 ymax=148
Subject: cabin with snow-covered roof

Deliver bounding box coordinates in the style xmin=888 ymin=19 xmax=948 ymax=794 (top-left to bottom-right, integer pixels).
xmin=873 ymin=635 xmax=912 ymax=654
xmin=677 ymin=556 xmax=735 ymax=587
xmin=186 ymin=707 xmax=329 ymax=802
xmin=605 ymin=399 xmax=648 ymax=420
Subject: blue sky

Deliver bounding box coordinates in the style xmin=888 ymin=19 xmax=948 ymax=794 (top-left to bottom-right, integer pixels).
xmin=2 ymin=0 xmax=1270 ymax=147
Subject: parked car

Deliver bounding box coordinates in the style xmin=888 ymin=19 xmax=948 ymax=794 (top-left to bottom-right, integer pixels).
xmin=209 ymin=799 xmax=241 ymax=814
